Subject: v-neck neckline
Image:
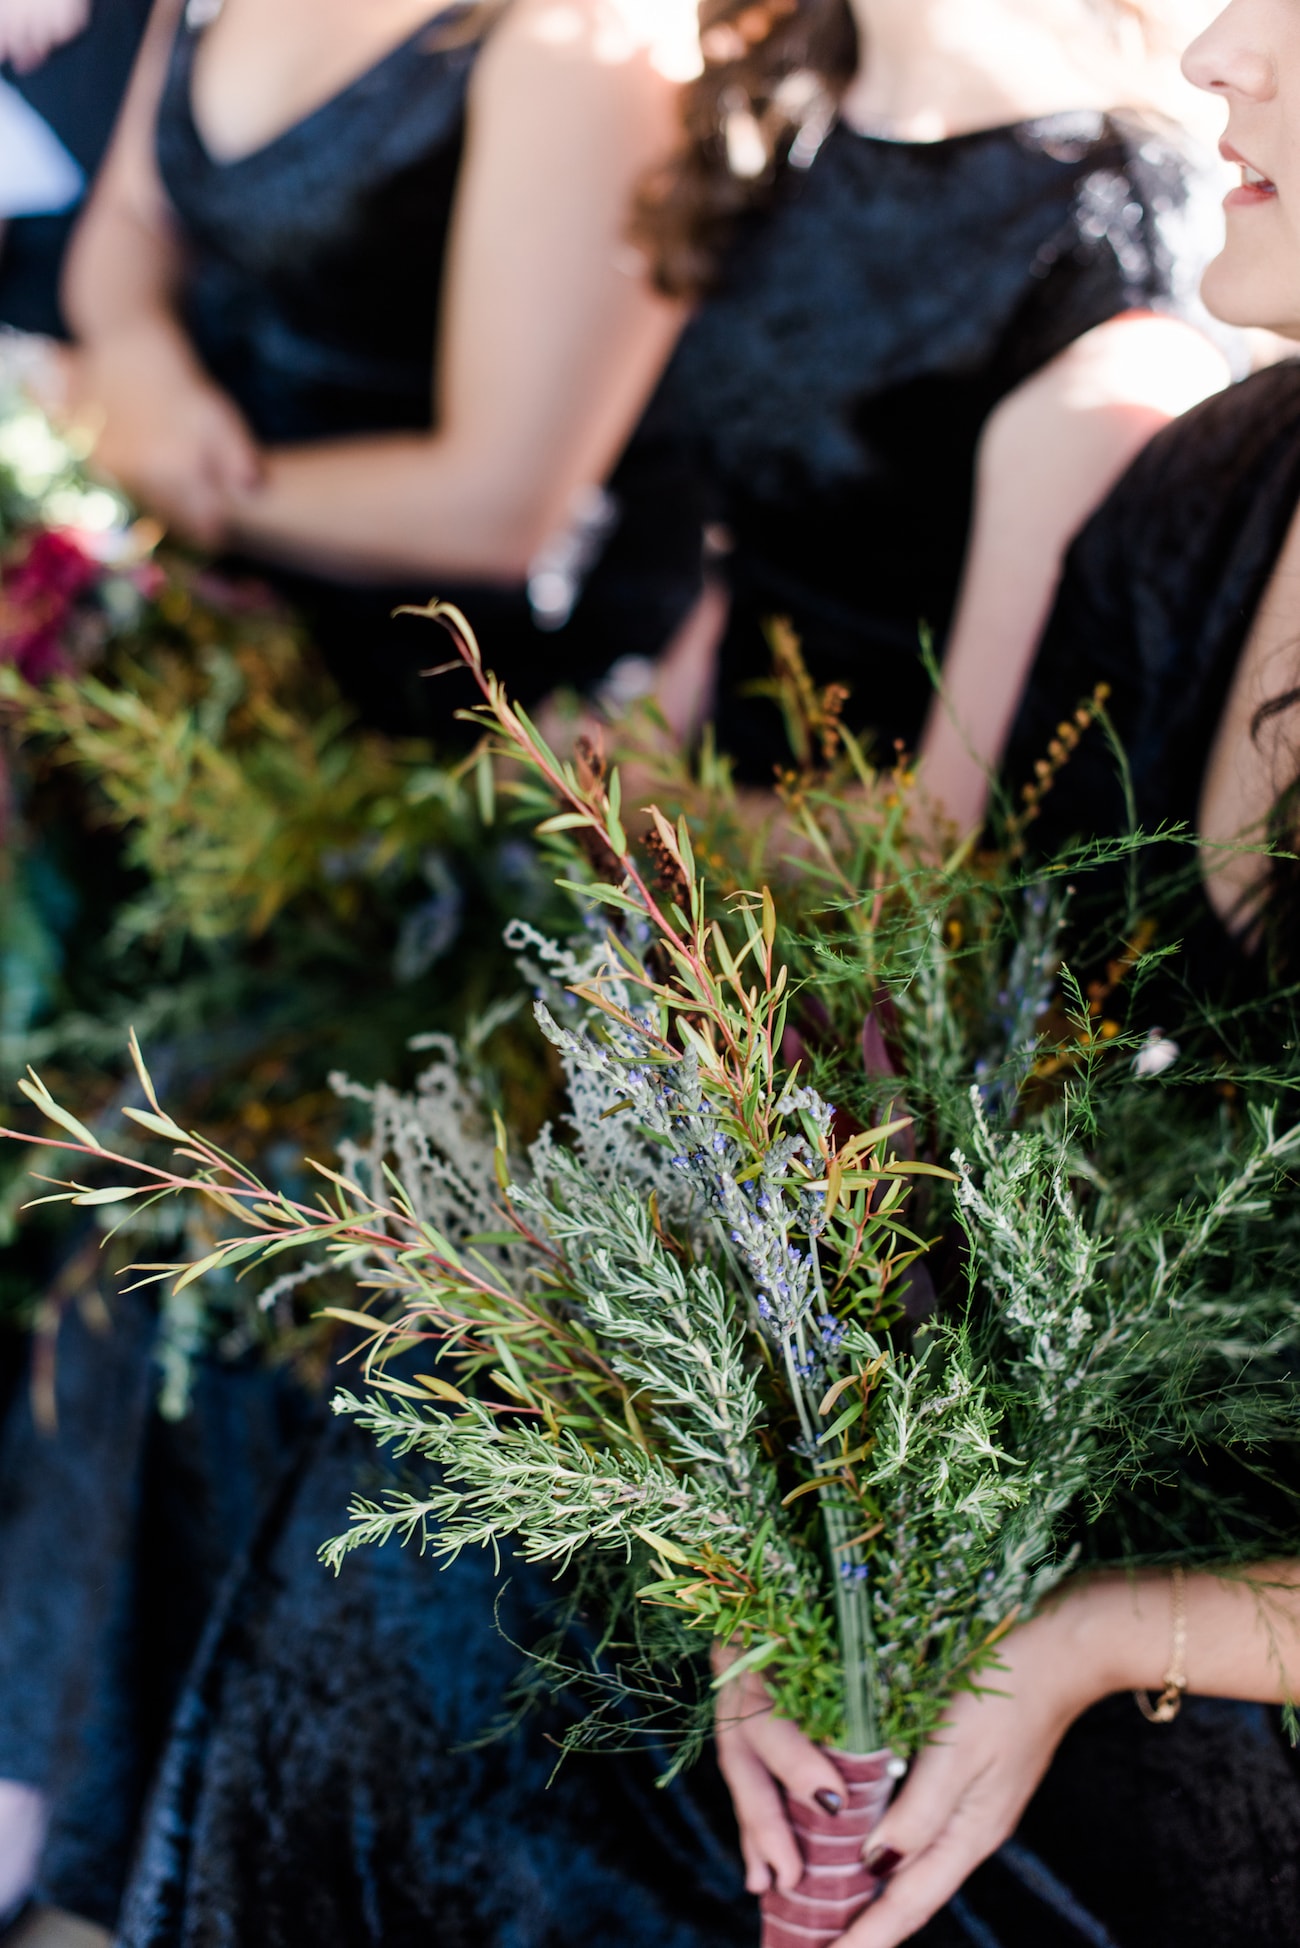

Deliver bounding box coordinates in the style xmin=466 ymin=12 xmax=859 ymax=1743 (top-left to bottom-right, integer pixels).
xmin=183 ymin=1 xmax=473 ymax=170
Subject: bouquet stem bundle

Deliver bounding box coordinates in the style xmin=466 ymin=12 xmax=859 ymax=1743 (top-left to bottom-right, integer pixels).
xmin=761 ymin=1751 xmax=896 ymax=1948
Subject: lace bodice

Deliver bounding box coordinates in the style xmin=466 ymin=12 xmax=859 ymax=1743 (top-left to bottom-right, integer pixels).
xmin=156 ymin=6 xmax=480 ymax=443
xmin=664 ymin=112 xmax=1224 ymax=771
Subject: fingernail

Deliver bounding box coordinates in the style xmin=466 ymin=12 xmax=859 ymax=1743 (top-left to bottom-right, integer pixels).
xmin=865 ymin=1845 xmax=903 ymax=1877
xmin=814 ymin=1790 xmax=843 ymax=1815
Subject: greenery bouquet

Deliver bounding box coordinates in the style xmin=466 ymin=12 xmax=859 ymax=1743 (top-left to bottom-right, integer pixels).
xmin=0 ymin=368 xmax=564 ymax=1404
xmin=6 ymin=611 xmax=1300 ymax=1946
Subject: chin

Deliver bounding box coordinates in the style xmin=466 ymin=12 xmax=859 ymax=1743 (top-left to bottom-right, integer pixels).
xmin=1200 ymin=250 xmax=1300 ymax=337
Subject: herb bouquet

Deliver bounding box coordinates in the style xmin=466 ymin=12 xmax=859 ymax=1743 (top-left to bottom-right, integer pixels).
xmin=0 ymin=370 xmax=562 ymax=1401
xmin=6 ymin=612 xmax=1300 ymax=1947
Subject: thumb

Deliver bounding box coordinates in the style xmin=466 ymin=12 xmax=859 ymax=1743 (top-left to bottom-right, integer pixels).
xmin=218 ymin=424 xmax=265 ymax=497
xmin=742 ymin=1707 xmax=851 ymax=1817
xmin=201 ymin=398 xmax=264 ymax=498
xmin=836 ymin=1755 xmax=998 ymax=1948
xmin=854 ymin=1736 xmax=969 ymax=1884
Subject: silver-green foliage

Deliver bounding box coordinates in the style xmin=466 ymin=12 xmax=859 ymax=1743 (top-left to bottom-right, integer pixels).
xmin=14 ymin=616 xmax=1300 ymax=1766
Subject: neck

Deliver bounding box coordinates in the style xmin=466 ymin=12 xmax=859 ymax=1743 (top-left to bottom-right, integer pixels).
xmin=841 ymin=0 xmax=1130 ymax=141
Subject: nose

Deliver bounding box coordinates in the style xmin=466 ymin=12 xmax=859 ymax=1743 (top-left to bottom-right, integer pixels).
xmin=1182 ymin=4 xmax=1278 ymax=103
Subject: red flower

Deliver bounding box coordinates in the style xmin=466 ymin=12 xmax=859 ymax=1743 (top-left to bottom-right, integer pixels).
xmin=0 ymin=528 xmax=102 ymax=682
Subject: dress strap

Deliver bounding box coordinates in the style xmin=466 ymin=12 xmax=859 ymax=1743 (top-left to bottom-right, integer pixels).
xmin=182 ymin=0 xmax=497 ymax=42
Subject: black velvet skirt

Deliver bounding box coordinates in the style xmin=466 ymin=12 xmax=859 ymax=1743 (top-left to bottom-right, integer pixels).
xmin=0 ymin=1293 xmax=309 ymax=1926
xmin=6 ymin=1304 xmax=1299 ymax=1947
xmin=115 ymin=1415 xmax=754 ymax=1948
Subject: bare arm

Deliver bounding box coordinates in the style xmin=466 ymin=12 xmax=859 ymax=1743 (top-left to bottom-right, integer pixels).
xmin=60 ymin=0 xmax=183 ymax=337
xmin=223 ymin=0 xmax=691 ymax=583
xmin=916 ymin=313 xmax=1231 ymax=841
xmin=61 ymin=0 xmax=261 ymax=543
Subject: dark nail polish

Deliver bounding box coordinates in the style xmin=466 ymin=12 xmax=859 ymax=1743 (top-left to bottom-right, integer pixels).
xmin=865 ymin=1845 xmax=903 ymax=1878
xmin=814 ymin=1789 xmax=843 ymax=1815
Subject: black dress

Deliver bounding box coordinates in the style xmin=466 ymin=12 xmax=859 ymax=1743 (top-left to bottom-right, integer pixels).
xmin=1007 ymin=358 xmax=1300 ymax=860
xmin=995 ymin=359 xmax=1300 ymax=1948
xmin=114 ymin=1412 xmax=756 ymax=1948
xmin=110 ymin=1400 xmax=1122 ymax=1948
xmin=663 ymin=112 xmax=1221 ymax=776
xmin=0 ymin=1294 xmax=310 ymax=1925
xmin=153 ymin=1 xmax=704 ymax=734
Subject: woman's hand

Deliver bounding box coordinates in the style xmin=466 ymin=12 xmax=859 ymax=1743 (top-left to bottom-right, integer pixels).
xmin=712 ymin=1621 xmax=1094 ymax=1928
xmin=717 ymin=1566 xmax=1300 ymax=1941
xmin=834 ymin=1588 xmax=1136 ymax=1947
xmin=68 ymin=322 xmax=262 ymax=548
xmin=0 ymin=0 xmax=89 ymax=72
xmin=713 ymin=1646 xmax=856 ymax=1896
xmin=715 ymin=1575 xmax=1167 ymax=1943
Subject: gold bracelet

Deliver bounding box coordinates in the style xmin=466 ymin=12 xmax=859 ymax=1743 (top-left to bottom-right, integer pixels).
xmin=1135 ymin=1564 xmax=1188 ymax=1724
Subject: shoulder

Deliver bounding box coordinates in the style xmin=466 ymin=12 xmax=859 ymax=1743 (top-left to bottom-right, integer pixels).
xmin=476 ymin=0 xmax=698 ymax=89
xmin=1049 ymin=361 xmax=1300 ymax=670
xmin=1008 ymin=362 xmax=1300 ymax=832
xmin=1076 ymin=359 xmax=1300 ymax=568
xmin=463 ymin=0 xmax=694 ymax=167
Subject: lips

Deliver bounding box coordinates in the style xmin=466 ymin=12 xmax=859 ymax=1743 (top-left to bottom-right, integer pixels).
xmin=1221 ymin=140 xmax=1278 ymax=208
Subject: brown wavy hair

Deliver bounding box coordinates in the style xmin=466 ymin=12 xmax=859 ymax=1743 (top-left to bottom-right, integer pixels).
xmin=632 ymin=0 xmax=1180 ymax=301
xmin=632 ymin=0 xmax=857 ymax=299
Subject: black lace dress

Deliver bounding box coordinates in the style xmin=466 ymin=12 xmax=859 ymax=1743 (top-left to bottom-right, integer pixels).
xmin=154 ymin=1 xmax=704 ymax=732
xmin=663 ymin=111 xmax=1220 ymax=776
xmin=106 ymin=1405 xmax=1140 ymax=1948
xmin=993 ymin=359 xmax=1300 ymax=1948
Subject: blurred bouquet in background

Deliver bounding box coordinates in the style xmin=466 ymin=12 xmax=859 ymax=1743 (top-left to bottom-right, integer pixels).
xmin=0 ymin=341 xmax=142 ymax=686
xmin=0 ymin=356 xmax=557 ymax=1405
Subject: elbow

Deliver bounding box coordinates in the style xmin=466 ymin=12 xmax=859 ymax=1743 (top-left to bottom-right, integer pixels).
xmin=490 ymin=481 xmax=623 ymax=588
xmin=468 ymin=481 xmax=581 ymax=586
xmin=468 ymin=524 xmax=546 ymax=585
xmin=415 ymin=529 xmax=539 ymax=587
xmin=412 ymin=464 xmax=580 ymax=585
